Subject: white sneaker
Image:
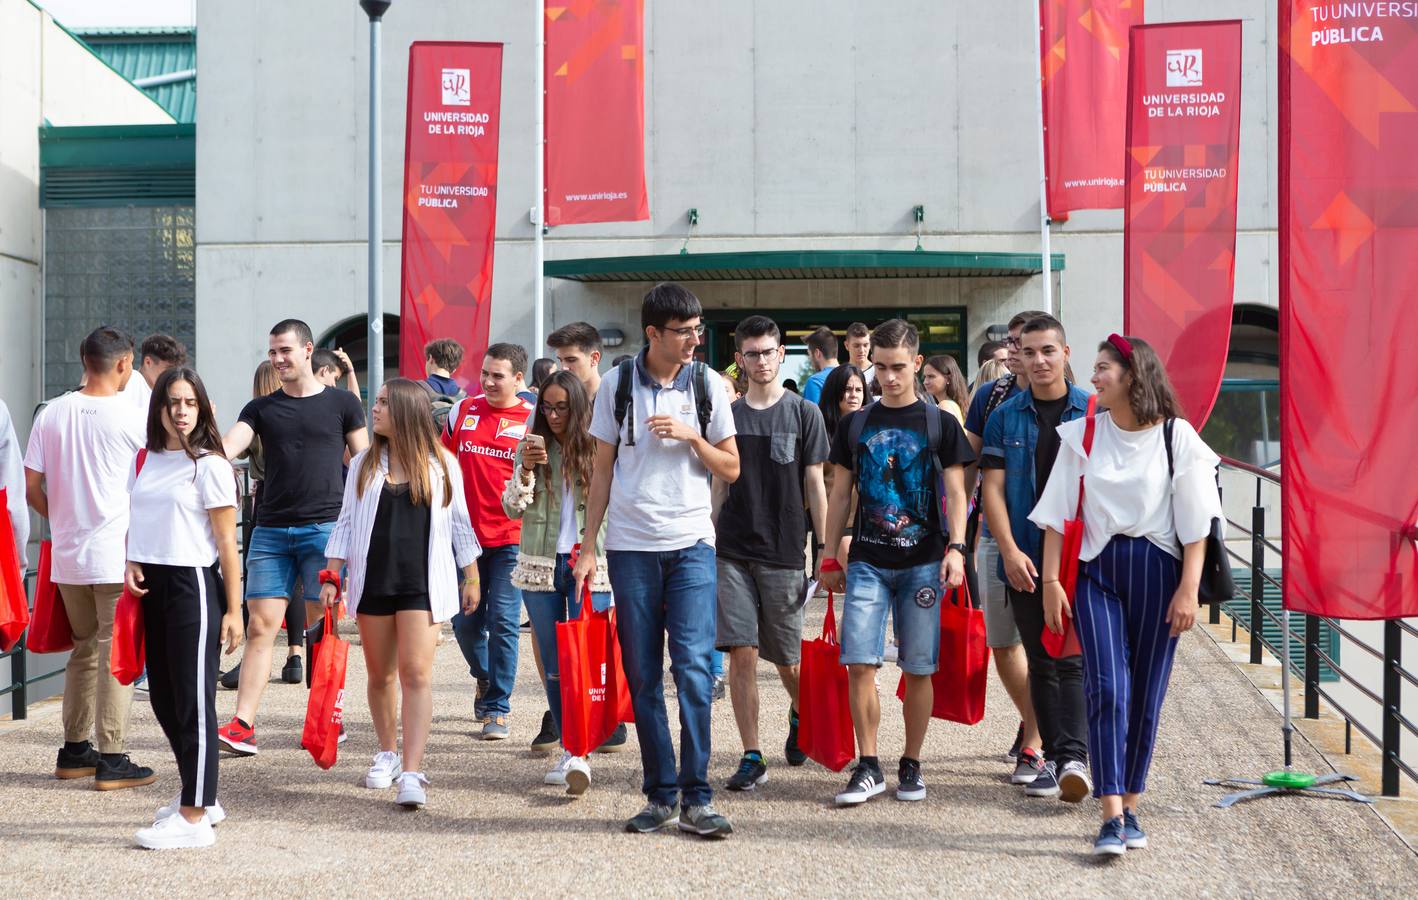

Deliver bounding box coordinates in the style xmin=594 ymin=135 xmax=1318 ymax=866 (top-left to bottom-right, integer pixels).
xmin=565 ymin=755 xmax=591 ymax=796
xmin=155 ymin=795 xmax=226 ymax=827
xmin=396 ymin=771 xmax=428 ymax=809
xmin=544 ymin=750 xmax=575 ymax=786
xmin=364 ymin=750 xmax=402 ymax=789
xmin=135 ymin=812 xmax=215 ymax=850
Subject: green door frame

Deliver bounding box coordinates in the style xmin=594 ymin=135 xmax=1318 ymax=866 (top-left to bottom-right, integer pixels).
xmin=700 ymin=306 xmax=969 ymax=371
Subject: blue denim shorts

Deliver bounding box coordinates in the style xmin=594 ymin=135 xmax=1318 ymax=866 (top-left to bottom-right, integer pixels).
xmin=245 ymin=523 xmax=335 ymax=602
xmin=839 ymin=559 xmax=943 ymax=675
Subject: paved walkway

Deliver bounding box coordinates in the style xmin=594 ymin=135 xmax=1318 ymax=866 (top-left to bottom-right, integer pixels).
xmin=1 ymin=597 xmax=1414 ymax=896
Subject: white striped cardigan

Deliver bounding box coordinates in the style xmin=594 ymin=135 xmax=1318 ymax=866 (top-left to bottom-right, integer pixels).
xmin=325 ymin=448 xmax=481 ymax=623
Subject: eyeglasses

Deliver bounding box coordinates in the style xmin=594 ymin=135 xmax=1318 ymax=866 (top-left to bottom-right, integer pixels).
xmin=1004 ymin=337 xmax=1022 ymax=349
xmin=739 ymin=347 xmax=780 ymax=363
xmin=541 ymin=402 xmax=571 ymax=417
xmin=660 ymin=324 xmax=706 ymax=339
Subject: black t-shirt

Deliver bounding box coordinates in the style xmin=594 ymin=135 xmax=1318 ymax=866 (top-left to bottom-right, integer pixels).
xmin=1033 ymin=394 xmax=1070 ymax=500
xmin=716 ymin=392 xmax=830 ymax=569
xmin=828 ymin=399 xmax=975 ymax=569
xmin=364 ymin=482 xmax=432 ymax=598
xmin=238 ymin=387 xmax=365 ymax=527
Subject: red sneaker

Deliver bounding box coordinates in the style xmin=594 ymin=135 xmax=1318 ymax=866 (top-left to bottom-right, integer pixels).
xmin=218 ymin=717 xmax=258 ymax=756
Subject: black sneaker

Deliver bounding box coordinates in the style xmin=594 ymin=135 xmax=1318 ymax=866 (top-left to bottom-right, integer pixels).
xmin=595 ymin=722 xmax=629 ymax=754
xmin=679 ymin=803 xmax=733 ymax=839
xmin=784 ymin=709 xmax=806 ymax=767
xmin=281 ymin=655 xmax=303 ymax=685
xmin=94 ymin=754 xmax=157 ymax=791
xmin=530 ymin=710 xmax=560 ymax=754
xmin=834 ymin=761 xmax=886 ymax=806
xmin=1011 ymin=747 xmax=1045 ymax=785
xmin=896 ymin=757 xmax=926 ymax=802
xmin=218 ymin=663 xmax=241 ymax=691
xmin=726 ymin=753 xmax=768 ymax=791
xmin=625 ymin=802 xmax=679 ymax=833
xmin=1005 ymin=721 xmax=1025 ymax=763
xmin=55 ymin=741 xmax=100 ymax=780
xmin=1024 ymin=760 xmax=1061 ymax=798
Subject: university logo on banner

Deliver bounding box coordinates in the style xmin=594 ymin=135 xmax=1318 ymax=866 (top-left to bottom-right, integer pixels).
xmin=397 ymin=43 xmax=504 ymax=384
xmin=1280 ymin=2 xmax=1418 ymax=619
xmin=1040 ymin=0 xmax=1146 ymax=218
xmin=1123 ymin=20 xmax=1242 ymax=430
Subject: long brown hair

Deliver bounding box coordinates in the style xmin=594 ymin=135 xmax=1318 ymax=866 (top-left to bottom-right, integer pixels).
xmin=924 ymin=354 xmax=969 ymax=411
xmin=252 ymin=360 xmax=280 ymax=397
xmin=147 ymin=367 xmax=226 ymax=462
xmin=1097 ymin=336 xmax=1184 ymax=425
xmin=531 ymin=371 xmax=595 ymax=494
xmin=356 ymin=378 xmax=452 ymax=507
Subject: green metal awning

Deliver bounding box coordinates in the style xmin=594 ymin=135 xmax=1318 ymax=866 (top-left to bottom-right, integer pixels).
xmin=543 ymin=249 xmax=1065 ymax=282
xmin=39 ymin=124 xmax=195 ymax=208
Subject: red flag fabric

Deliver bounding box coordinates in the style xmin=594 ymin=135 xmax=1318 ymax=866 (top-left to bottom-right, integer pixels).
xmin=397 ymin=42 xmax=503 ymax=385
xmin=1123 ymin=21 xmax=1242 ymax=429
xmin=0 ymin=488 xmax=27 ymax=652
xmin=544 ymin=0 xmax=648 ymax=225
xmin=1040 ymin=1 xmax=1144 ymax=218
xmin=1280 ymin=3 xmax=1418 ymax=619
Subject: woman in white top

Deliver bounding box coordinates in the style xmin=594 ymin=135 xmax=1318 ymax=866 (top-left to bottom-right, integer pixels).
xmin=1030 ymin=334 xmax=1222 ymax=858
xmin=124 ymin=367 xmax=243 ymax=850
xmin=322 ymin=378 xmax=481 ymax=810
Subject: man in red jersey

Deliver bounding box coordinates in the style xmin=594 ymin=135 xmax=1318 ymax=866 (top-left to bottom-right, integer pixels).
xmin=442 ymin=343 xmax=534 ymax=740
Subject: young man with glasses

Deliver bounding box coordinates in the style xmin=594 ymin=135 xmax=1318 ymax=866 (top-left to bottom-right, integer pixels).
xmin=574 ymin=283 xmax=740 ymax=838
xmin=711 ymin=316 xmax=829 ymax=792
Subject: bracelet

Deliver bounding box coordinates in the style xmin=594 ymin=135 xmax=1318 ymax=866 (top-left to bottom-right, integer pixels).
xmin=820 ymin=558 xmax=842 ymax=573
xmin=1042 ymin=578 xmax=1060 ymax=584
xmin=318 ymin=568 xmax=342 ymax=589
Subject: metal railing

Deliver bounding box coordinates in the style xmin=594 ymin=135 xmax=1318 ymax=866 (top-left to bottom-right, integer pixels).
xmin=1218 ymin=455 xmax=1416 ymax=797
xmin=2 ymin=464 xmax=254 ymax=722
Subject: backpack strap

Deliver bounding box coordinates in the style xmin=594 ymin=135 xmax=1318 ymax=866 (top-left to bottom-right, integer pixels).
xmin=692 ymin=361 xmax=712 ymax=439
xmin=847 ymin=401 xmax=877 ymax=476
xmin=1074 ymin=395 xmax=1098 ymax=520
xmin=925 ymin=402 xmax=946 ymax=521
xmin=1163 ymin=417 xmax=1175 ymax=481
xmin=612 ymin=357 xmax=637 ymax=446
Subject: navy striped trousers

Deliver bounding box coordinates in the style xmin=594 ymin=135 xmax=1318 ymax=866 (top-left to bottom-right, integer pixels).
xmin=1074 ymin=535 xmax=1181 ymax=798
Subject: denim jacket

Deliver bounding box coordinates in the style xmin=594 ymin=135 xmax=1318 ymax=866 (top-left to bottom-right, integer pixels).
xmin=981 ymin=383 xmax=1092 ymax=580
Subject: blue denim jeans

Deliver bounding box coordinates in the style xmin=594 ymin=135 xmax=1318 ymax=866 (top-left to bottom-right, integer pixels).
xmin=523 ymin=553 xmax=611 ymax=738
xmin=244 ymin=522 xmax=335 ymax=602
xmin=840 ymin=559 xmax=944 ymax=676
xmin=452 ymin=544 xmax=522 ymax=718
xmin=607 ymin=540 xmax=717 ymax=808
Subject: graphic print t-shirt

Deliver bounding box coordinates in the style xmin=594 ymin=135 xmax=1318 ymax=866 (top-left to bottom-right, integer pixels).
xmin=828 ymin=399 xmax=975 ymax=570
xmin=441 ymin=394 xmax=533 ymax=547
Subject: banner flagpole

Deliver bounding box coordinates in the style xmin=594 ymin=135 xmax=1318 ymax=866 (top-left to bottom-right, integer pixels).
xmin=1033 ymin=1 xmax=1053 ymax=316
xmin=533 ymin=1 xmax=546 ymax=354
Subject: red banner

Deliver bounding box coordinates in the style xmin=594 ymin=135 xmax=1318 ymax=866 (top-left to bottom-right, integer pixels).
xmin=1281 ymin=3 xmax=1418 ymax=619
xmin=1040 ymin=1 xmax=1144 ymax=218
xmin=544 ymin=0 xmax=648 ymax=225
xmin=1123 ymin=21 xmax=1241 ymax=429
xmin=397 ymin=42 xmax=503 ymax=384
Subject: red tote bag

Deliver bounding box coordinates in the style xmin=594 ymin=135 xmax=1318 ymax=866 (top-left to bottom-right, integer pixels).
xmin=301 ymin=612 xmax=349 ymax=769
xmin=895 ymin=583 xmax=990 ymax=725
xmin=1043 ymin=396 xmax=1095 ymax=659
xmin=558 ymin=571 xmax=635 ymax=758
xmin=27 ymin=541 xmax=72 ymax=654
xmin=109 ymin=587 xmax=145 ymax=685
xmin=797 ymin=592 xmax=856 ymax=772
xmin=0 ymin=487 xmax=28 ymax=652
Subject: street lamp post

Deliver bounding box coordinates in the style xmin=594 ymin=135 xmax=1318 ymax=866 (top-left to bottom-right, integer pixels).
xmin=360 ymin=0 xmax=392 ymax=403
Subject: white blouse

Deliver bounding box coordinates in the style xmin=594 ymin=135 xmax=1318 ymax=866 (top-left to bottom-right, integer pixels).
xmin=1029 ymin=412 xmax=1223 ymax=561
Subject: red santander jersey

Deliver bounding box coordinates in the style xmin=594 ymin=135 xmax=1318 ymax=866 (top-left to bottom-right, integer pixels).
xmin=442 ymin=394 xmax=534 ymax=547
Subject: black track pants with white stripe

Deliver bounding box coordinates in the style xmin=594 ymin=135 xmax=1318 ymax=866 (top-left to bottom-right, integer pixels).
xmin=141 ymin=563 xmax=222 ymax=808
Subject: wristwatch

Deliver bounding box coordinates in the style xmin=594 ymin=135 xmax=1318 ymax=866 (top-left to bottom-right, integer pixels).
xmin=947 ymin=543 xmax=968 ymax=556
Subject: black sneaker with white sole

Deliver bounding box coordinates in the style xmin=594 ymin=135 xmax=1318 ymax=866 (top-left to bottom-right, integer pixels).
xmin=896 ymin=757 xmax=926 ymax=801
xmin=1024 ymin=760 xmax=1061 ymax=798
xmin=1011 ymin=747 xmax=1045 ymax=785
xmin=834 ymin=761 xmax=886 ymax=806
xmin=726 ymin=753 xmax=767 ymax=792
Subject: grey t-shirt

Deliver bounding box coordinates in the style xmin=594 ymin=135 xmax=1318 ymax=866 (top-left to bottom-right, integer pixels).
xmin=715 ymin=392 xmax=829 ymax=569
xmin=589 ymin=358 xmax=736 ymax=552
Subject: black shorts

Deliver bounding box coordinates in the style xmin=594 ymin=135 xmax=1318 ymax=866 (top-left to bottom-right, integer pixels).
xmin=357 ymin=593 xmax=432 ymax=616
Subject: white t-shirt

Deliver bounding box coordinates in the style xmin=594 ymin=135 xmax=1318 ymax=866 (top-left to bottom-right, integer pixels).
xmin=556 ymin=480 xmax=579 ymax=556
xmin=589 ymin=358 xmax=736 ymax=552
xmin=127 ymin=450 xmax=238 ymax=567
xmin=23 ymin=392 xmax=145 ymax=584
xmin=1029 ymin=413 xmax=1223 ymax=562
xmin=123 ymin=373 xmax=153 ymax=417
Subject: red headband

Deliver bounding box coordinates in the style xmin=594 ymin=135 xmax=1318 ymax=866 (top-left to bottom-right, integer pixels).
xmin=1107 ymin=333 xmax=1134 ymax=364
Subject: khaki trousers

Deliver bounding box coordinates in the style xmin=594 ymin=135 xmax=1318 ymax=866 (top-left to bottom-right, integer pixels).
xmin=57 ymin=583 xmax=133 ymax=753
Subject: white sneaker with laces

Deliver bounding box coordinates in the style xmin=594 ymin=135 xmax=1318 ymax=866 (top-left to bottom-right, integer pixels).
xmin=135 ymin=812 xmax=215 ymax=850
xmin=545 ymin=750 xmax=575 ymax=786
xmin=565 ymin=755 xmax=591 ymax=796
xmin=396 ymin=771 xmax=428 ymax=809
xmin=364 ymin=750 xmax=402 ymax=789
xmin=155 ymin=795 xmax=226 ymax=827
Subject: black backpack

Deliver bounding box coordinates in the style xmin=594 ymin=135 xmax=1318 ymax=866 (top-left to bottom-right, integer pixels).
xmin=430 ymin=389 xmax=468 ymax=434
xmin=845 ymin=400 xmax=948 ymax=537
xmin=612 ymin=357 xmax=713 ymax=446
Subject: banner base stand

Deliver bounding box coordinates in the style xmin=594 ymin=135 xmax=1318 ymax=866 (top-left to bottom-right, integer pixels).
xmin=1203 ymin=772 xmax=1372 ymax=809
